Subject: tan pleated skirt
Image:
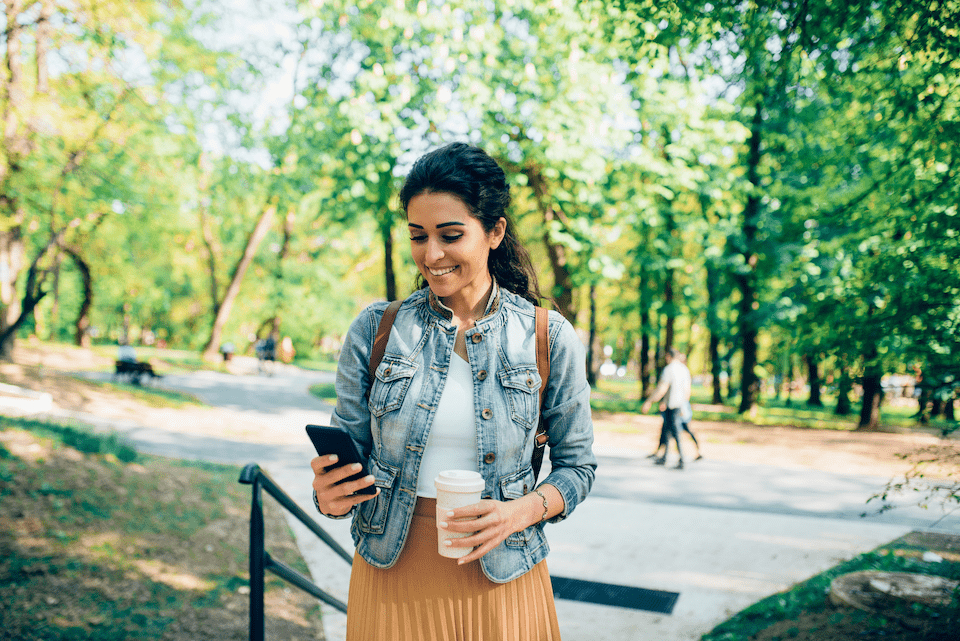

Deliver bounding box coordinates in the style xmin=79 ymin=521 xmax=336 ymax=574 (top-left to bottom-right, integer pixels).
xmin=346 ymin=498 xmax=561 ymax=641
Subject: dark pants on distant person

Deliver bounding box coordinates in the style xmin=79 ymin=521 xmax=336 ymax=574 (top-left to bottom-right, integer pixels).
xmin=659 ymin=407 xmax=684 ymax=463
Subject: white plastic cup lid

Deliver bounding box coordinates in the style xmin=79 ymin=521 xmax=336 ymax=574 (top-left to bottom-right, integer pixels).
xmin=434 ymin=470 xmax=484 ymax=493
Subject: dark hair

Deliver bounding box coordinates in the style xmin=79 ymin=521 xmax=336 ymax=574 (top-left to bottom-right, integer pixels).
xmin=399 ymin=142 xmax=542 ymax=306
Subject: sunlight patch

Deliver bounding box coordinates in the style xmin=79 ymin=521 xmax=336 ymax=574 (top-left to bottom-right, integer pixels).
xmin=133 ymin=559 xmax=216 ymax=591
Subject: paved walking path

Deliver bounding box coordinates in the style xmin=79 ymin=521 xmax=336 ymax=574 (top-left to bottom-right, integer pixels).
xmin=12 ymin=361 xmax=959 ymax=641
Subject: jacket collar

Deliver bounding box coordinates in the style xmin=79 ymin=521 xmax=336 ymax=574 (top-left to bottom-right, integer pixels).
xmin=427 ymin=277 xmax=501 ymax=323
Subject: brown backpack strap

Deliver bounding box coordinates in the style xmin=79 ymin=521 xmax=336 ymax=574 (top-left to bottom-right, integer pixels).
xmin=531 ymin=306 xmax=551 ymax=482
xmin=370 ymin=300 xmax=403 ymax=375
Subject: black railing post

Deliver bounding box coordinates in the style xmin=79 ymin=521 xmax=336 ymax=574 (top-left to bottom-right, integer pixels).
xmin=243 ymin=463 xmax=266 ymax=641
xmin=239 ymin=461 xmax=352 ymax=640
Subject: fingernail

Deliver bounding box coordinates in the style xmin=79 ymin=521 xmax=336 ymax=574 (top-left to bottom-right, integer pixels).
xmin=328 ymin=454 xmax=338 ymax=462
xmin=446 ymin=511 xmax=455 ymax=517
xmin=443 ymin=540 xmax=452 ymax=546
xmin=351 ymin=463 xmax=362 ymax=471
xmin=439 ymin=521 xmax=448 ymax=528
xmin=364 ymin=475 xmax=375 ymax=483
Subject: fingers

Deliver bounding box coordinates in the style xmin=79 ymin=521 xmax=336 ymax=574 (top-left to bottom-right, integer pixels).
xmin=439 ymin=501 xmax=512 ymax=565
xmin=311 ymin=455 xmax=378 ymax=516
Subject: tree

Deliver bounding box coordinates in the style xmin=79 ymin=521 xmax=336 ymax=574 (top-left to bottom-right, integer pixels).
xmin=0 ymin=0 xmax=237 ymax=356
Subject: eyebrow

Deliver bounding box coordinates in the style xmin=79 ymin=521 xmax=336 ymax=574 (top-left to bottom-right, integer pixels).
xmin=407 ymin=221 xmax=466 ymax=230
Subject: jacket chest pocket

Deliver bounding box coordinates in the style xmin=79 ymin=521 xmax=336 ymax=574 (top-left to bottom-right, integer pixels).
xmin=498 ymin=366 xmax=541 ymax=431
xmin=368 ymin=357 xmax=418 ymax=418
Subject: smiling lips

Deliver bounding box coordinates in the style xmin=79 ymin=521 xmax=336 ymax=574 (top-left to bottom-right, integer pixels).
xmin=429 ymin=266 xmax=458 ymax=276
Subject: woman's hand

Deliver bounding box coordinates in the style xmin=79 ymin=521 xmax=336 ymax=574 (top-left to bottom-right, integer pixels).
xmin=310 ymin=454 xmax=379 ymax=516
xmin=440 ymin=484 xmax=563 ymax=565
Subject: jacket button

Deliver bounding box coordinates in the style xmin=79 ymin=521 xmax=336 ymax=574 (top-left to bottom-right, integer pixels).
xmin=526 ymin=377 xmax=534 ymax=387
xmin=481 ymin=408 xmax=493 ymax=420
xmin=471 ymin=333 xmax=483 ymax=343
xmin=484 ymin=452 xmax=496 ymax=464
xmin=384 ymin=367 xmax=391 ymax=376
xmin=477 ymin=370 xmax=488 ymax=381
xmin=523 ymin=483 xmax=528 ymax=493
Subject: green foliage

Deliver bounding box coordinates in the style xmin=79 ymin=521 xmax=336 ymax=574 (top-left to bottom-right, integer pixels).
xmin=2 ymin=0 xmax=957 ymax=432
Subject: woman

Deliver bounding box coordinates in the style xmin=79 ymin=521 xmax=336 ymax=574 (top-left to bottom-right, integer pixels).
xmin=311 ymin=142 xmax=596 ymax=640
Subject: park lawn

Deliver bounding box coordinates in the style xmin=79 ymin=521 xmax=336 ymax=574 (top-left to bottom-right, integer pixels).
xmin=702 ymin=531 xmax=960 ymax=641
xmin=72 ymin=376 xmax=206 ymax=409
xmin=0 ymin=416 xmax=323 ymax=641
xmin=591 ymin=377 xmax=956 ymax=436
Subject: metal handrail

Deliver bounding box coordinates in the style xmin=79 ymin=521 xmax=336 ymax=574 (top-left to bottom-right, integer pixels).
xmin=239 ymin=463 xmax=352 ymax=641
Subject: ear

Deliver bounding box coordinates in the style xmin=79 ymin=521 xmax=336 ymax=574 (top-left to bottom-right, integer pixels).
xmin=489 ymin=217 xmax=507 ymax=250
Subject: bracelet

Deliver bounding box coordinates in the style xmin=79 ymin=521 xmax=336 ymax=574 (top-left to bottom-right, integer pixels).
xmin=534 ymin=489 xmax=549 ymax=522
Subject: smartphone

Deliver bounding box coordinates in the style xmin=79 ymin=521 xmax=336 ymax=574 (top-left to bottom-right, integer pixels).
xmin=306 ymin=424 xmax=377 ymax=495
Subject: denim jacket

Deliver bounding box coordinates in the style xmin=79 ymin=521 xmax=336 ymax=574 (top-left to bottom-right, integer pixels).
xmin=330 ymin=284 xmax=596 ymax=584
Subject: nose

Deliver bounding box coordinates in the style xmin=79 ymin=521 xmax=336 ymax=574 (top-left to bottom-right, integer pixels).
xmin=425 ymin=237 xmax=444 ymax=263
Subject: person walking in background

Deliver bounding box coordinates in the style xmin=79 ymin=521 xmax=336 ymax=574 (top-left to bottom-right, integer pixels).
xmin=646 ymin=397 xmax=703 ymax=462
xmin=310 ymin=142 xmax=596 ymax=640
xmin=641 ymin=347 xmax=692 ymax=469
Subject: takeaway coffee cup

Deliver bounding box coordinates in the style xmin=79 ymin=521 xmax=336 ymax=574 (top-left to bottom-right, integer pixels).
xmin=434 ymin=470 xmax=485 ymax=559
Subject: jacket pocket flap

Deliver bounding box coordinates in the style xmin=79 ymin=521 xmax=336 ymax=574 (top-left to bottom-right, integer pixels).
xmin=497 ymin=366 xmax=541 ymax=394
xmin=375 ymin=357 xmax=418 ymax=383
xmin=368 ymin=458 xmax=400 ymax=488
xmin=498 ymin=468 xmax=532 ymax=500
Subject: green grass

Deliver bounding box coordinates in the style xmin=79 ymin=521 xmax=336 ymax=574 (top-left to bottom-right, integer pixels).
xmin=75 ymin=376 xmax=204 ymax=408
xmin=294 ymin=358 xmax=338 ymax=373
xmin=1 ymin=415 xmax=139 ymax=461
xmin=589 ymin=377 xmax=955 ymax=434
xmin=0 ymin=415 xmax=319 ymax=640
xmin=309 ymin=382 xmax=337 ymax=403
xmin=702 ymin=532 xmax=960 ymax=640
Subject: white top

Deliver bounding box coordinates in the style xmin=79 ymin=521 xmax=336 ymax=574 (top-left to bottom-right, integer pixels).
xmin=661 ymin=359 xmax=692 ymax=410
xmin=416 ymin=353 xmax=478 ymax=498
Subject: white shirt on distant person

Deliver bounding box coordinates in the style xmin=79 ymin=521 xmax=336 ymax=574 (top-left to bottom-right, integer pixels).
xmin=658 ymin=358 xmax=692 ymax=410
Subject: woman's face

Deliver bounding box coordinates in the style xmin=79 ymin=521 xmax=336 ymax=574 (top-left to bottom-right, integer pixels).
xmin=407 ymin=191 xmax=505 ymax=306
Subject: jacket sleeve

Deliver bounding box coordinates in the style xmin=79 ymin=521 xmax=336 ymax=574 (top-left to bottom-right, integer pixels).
xmin=319 ymin=303 xmax=385 ymax=520
xmin=537 ymin=312 xmax=597 ymax=523
xmin=331 ymin=303 xmax=387 ymax=459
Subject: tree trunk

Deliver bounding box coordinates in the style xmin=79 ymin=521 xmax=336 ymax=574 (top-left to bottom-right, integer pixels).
xmin=663 ymin=268 xmax=674 ymax=354
xmin=660 ymin=128 xmax=676 ymax=355
xmin=62 ymin=246 xmax=92 ymax=347
xmin=835 ymin=365 xmax=853 ymax=415
xmin=199 ymin=204 xmax=221 ymax=316
xmin=524 ymin=166 xmax=576 ymax=322
xmin=806 ymin=353 xmax=823 ymax=406
xmin=267 ymin=208 xmax=296 ymax=338
xmin=0 ymin=227 xmax=24 ymax=359
xmin=36 ymin=1 xmax=52 ymax=94
xmin=202 ymin=205 xmax=276 ymax=359
xmin=382 ymin=219 xmax=396 ymax=301
xmin=858 ymin=367 xmax=883 ymax=430
xmin=542 ymin=219 xmax=575 ymax=322
xmin=0 ymin=261 xmax=48 ymax=348
xmin=706 ymin=264 xmax=724 ymax=404
xmin=736 ymin=103 xmax=763 ymax=414
xmin=586 ymin=283 xmax=597 ymax=387
xmin=0 ymin=0 xmax=28 ymax=360
xmin=640 ymin=328 xmax=652 ymax=398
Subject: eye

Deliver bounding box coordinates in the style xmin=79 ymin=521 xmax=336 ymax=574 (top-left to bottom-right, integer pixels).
xmin=409 ymin=235 xmax=426 ymax=243
xmin=442 ymin=234 xmax=463 ymax=243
